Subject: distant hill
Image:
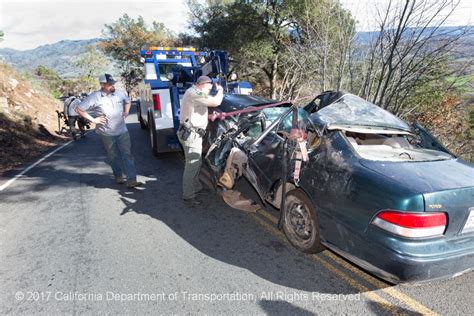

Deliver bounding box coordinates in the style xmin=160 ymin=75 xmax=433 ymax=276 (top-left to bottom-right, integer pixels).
xmin=0 ymin=39 xmax=115 ymax=78
xmin=0 ymin=26 xmax=472 ymax=78
xmin=354 ymin=26 xmax=474 ymax=77
xmin=354 ymin=26 xmax=474 ymax=58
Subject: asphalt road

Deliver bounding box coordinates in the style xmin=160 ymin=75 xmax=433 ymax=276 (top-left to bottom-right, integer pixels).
xmin=1 ymin=109 xmax=473 ymax=315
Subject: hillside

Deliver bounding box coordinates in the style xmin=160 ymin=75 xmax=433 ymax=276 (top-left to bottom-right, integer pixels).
xmin=354 ymin=26 xmax=474 ymax=78
xmin=0 ymin=39 xmax=115 ymax=78
xmin=0 ymin=63 xmax=66 ymax=174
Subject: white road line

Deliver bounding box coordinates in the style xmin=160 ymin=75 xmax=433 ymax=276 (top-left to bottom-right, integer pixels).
xmin=0 ymin=139 xmax=74 ymax=192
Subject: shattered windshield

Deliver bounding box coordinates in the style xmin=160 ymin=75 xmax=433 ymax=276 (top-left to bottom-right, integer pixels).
xmin=243 ymin=107 xmax=292 ymax=141
xmin=276 ymin=107 xmax=311 ymax=132
xmin=312 ymin=94 xmax=411 ymax=132
xmin=250 ymin=106 xmax=315 ymax=146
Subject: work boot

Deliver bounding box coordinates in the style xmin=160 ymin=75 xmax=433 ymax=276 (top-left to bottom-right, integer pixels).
xmin=127 ymin=180 xmax=143 ymax=188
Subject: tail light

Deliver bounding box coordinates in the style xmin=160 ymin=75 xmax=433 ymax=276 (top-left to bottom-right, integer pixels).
xmin=152 ymin=94 xmax=161 ymax=118
xmin=372 ymin=210 xmax=447 ymax=238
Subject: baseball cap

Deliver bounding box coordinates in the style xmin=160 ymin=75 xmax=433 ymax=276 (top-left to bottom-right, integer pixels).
xmin=196 ymin=75 xmax=212 ymax=85
xmin=98 ymin=73 xmax=117 ymax=84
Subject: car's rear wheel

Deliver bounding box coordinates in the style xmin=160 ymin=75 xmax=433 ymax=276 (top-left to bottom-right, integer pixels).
xmin=282 ymin=189 xmax=324 ymax=253
xmin=148 ymin=113 xmax=159 ymax=156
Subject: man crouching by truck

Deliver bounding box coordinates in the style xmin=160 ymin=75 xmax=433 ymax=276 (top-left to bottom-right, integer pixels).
xmin=75 ymin=73 xmax=142 ymax=188
xmin=178 ymin=76 xmax=223 ymax=206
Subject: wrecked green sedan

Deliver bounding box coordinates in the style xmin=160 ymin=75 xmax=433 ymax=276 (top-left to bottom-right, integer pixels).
xmin=204 ymin=91 xmax=474 ymax=283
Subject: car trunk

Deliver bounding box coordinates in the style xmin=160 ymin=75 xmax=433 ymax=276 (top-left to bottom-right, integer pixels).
xmin=359 ymin=159 xmax=473 ymax=192
xmin=423 ymin=187 xmax=474 ymax=237
xmin=360 ymin=159 xmax=474 ymax=238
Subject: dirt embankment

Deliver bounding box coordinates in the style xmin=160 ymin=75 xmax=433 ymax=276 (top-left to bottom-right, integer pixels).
xmin=0 ymin=63 xmax=67 ymax=175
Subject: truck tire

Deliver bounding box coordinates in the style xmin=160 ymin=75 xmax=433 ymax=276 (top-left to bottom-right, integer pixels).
xmin=148 ymin=112 xmax=159 ymax=157
xmin=282 ymin=189 xmax=325 ymax=253
xmin=136 ymin=103 xmax=147 ymax=129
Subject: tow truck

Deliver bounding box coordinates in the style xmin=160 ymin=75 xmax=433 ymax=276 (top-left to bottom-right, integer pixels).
xmin=136 ymin=46 xmax=252 ymax=155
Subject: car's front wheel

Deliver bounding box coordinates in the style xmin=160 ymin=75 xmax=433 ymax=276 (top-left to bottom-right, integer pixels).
xmin=282 ymin=189 xmax=324 ymax=253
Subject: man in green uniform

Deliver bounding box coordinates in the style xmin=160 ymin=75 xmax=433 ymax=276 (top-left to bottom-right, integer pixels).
xmin=178 ymin=76 xmax=223 ymax=206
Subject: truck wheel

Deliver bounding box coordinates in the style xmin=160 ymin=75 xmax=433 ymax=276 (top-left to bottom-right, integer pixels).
xmin=148 ymin=113 xmax=159 ymax=156
xmin=136 ymin=103 xmax=147 ymax=129
xmin=282 ymin=189 xmax=325 ymax=253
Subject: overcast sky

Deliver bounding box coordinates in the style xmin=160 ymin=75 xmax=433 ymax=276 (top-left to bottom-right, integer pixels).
xmin=0 ymin=0 xmax=189 ymax=50
xmin=0 ymin=0 xmax=472 ymax=51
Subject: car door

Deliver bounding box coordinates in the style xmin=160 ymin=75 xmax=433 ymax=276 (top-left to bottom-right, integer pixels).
xmin=246 ymin=131 xmax=285 ymax=198
xmin=245 ymin=107 xmax=309 ymax=199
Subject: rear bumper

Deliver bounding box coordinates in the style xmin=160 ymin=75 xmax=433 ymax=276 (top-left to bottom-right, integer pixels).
xmin=381 ymin=246 xmax=474 ymax=283
xmin=326 ymin=240 xmax=474 ymax=284
xmin=326 ymin=226 xmax=474 ymax=284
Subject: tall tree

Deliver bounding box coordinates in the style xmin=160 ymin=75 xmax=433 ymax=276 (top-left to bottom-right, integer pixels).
xmin=188 ymin=0 xmax=355 ymax=99
xmin=283 ymin=0 xmax=355 ymax=97
xmin=75 ymin=45 xmax=109 ymax=80
xmin=99 ymin=14 xmax=174 ymax=95
xmin=188 ymin=0 xmax=293 ymax=99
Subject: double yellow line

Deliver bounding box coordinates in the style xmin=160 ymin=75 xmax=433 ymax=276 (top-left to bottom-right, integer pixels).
xmin=254 ymin=209 xmax=437 ymax=315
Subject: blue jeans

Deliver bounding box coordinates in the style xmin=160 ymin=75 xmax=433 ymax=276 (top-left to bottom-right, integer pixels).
xmin=100 ymin=132 xmax=137 ymax=183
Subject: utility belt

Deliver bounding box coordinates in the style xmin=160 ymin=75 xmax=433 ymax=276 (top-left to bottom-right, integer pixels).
xmin=178 ymin=121 xmax=206 ymax=141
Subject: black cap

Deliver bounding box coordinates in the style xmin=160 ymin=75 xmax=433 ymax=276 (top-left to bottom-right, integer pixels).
xmin=98 ymin=73 xmax=117 ymax=84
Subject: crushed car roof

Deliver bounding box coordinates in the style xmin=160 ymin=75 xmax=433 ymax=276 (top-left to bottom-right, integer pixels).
xmin=310 ymin=93 xmax=412 ymax=132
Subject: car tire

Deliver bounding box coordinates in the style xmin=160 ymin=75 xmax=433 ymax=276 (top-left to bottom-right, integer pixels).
xmin=148 ymin=112 xmax=159 ymax=157
xmin=282 ymin=189 xmax=324 ymax=253
xmin=137 ymin=103 xmax=147 ymax=130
